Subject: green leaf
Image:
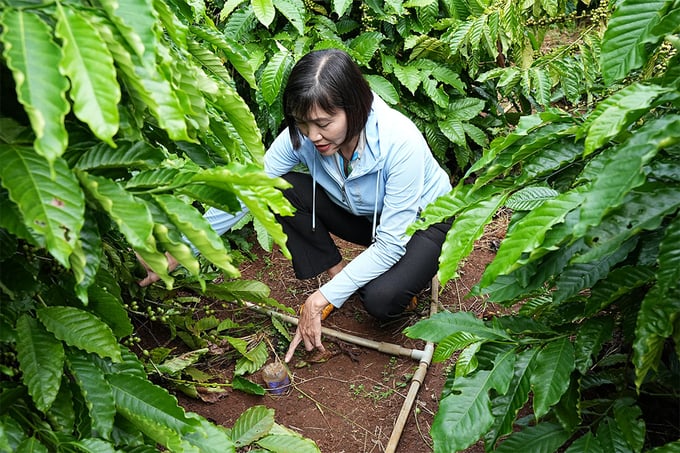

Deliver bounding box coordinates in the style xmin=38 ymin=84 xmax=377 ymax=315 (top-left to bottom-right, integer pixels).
xmin=96 ymin=22 xmax=190 ymax=142
xmin=70 ymin=213 xmax=103 ymax=303
xmin=596 ymin=416 xmax=634 ymax=453
xmin=232 ymin=376 xmax=266 ymax=396
xmin=153 ymin=194 xmax=239 ymax=276
xmin=574 ymin=317 xmax=614 ymax=374
xmin=72 ymin=438 xmax=117 ymax=453
xmin=252 ymin=0 xmax=275 ymax=27
xmin=404 ymin=311 xmax=511 ymax=343
xmin=77 ymin=171 xmax=154 ymax=251
xmin=530 ymin=67 xmax=552 ymax=106
xmin=260 ymin=50 xmax=294 ymax=106
xmin=365 ymin=74 xmax=400 ymax=105
xmin=189 ymin=25 xmax=256 ymax=89
xmin=37 ymin=306 xmax=122 ymax=362
xmin=88 ymin=268 xmax=134 ymax=338
xmin=581 ymin=85 xmax=671 ymax=156
xmin=393 ymin=62 xmax=421 ymax=94
xmin=495 ymin=422 xmax=570 ymax=453
xmin=257 ymin=433 xmax=321 ymax=452
xmin=99 ymin=0 xmax=157 ymax=64
xmin=66 ymin=350 xmax=115 ymax=439
xmin=439 ymin=193 xmax=506 ymax=285
xmin=15 ymin=315 xmax=65 ymax=412
xmin=530 ymin=337 xmax=575 ymax=419
xmin=74 ymin=141 xmax=166 ymax=172
xmin=213 ymin=85 xmax=267 ymax=164
xmin=231 ymin=405 xmax=275 ymax=448
xmin=0 ymin=9 xmax=70 ymax=163
xmin=655 ymin=211 xmax=680 ymax=294
xmin=478 ymin=189 xmax=584 ymax=289
xmin=564 ymin=431 xmax=604 ymax=453
xmin=433 ymin=331 xmax=483 ymax=363
xmin=108 ymin=373 xmax=196 ymax=435
xmin=55 ymin=4 xmax=120 ymax=146
xmin=506 ymin=186 xmax=559 ymax=211
xmin=613 ymin=398 xmax=645 ymax=453
xmin=633 ymin=282 xmax=680 ymax=389
xmin=157 ymin=349 xmax=208 ymax=376
xmin=275 ymin=0 xmax=305 ymax=34
xmin=486 ymin=348 xmax=537 ymax=448
xmin=0 ymin=146 xmax=84 ymax=267
xmin=586 ymin=266 xmax=655 ymax=316
xmin=601 ymin=0 xmax=668 ymax=83
xmin=431 ymin=348 xmax=515 ymax=452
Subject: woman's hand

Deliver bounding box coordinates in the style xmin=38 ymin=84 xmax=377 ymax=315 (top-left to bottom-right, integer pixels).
xmin=136 ymin=252 xmax=179 ymax=287
xmin=284 ymin=290 xmax=330 ymax=362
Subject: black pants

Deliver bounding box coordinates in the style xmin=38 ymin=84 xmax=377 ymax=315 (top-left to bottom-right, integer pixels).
xmin=278 ymin=172 xmax=450 ymax=320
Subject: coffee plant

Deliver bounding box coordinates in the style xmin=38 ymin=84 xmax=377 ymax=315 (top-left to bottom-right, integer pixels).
xmin=0 ymin=0 xmax=319 ymax=449
xmin=406 ymin=0 xmax=680 ymax=451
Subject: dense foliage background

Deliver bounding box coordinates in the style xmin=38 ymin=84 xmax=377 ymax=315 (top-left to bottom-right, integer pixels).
xmin=1 ymin=0 xmax=678 ymax=451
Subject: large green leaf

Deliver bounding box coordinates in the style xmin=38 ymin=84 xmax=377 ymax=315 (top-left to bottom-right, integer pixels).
xmin=633 ymin=283 xmax=680 ymax=389
xmin=99 ymin=0 xmax=157 ymax=64
xmin=74 ymin=141 xmax=166 ymax=172
xmin=55 ymin=4 xmax=120 ymax=146
xmin=96 ymin=20 xmax=190 ymax=142
xmin=478 ymin=189 xmax=584 ymax=289
xmin=0 ymin=9 xmax=70 ymax=163
xmin=600 ymin=0 xmax=669 ymax=83
xmin=574 ymin=317 xmax=614 ymax=374
xmin=108 ymin=373 xmax=197 ymax=434
xmin=275 ymin=0 xmax=305 ymax=34
xmin=252 ymin=0 xmax=275 ymax=27
xmin=581 ymin=84 xmax=669 ymax=156
xmin=152 ymin=194 xmax=239 ymax=277
xmin=37 ymin=306 xmax=122 ymax=362
xmin=486 ymin=348 xmax=537 ymax=449
xmin=438 ymin=193 xmax=506 ymax=285
xmin=404 ymin=311 xmax=512 ymax=343
xmin=70 ymin=213 xmax=102 ymax=303
xmin=655 ymin=211 xmax=680 ymax=294
xmin=189 ymin=25 xmax=257 ymax=89
xmin=0 ymin=146 xmax=84 ymax=267
xmin=564 ymin=431 xmax=604 ymax=453
xmin=15 ymin=315 xmax=65 ymax=413
xmin=231 ymin=405 xmax=275 ymax=448
xmin=585 ymin=266 xmax=655 ymax=316
xmin=260 ymin=50 xmax=293 ymax=106
xmin=257 ymin=433 xmax=320 ymax=452
xmin=88 ymin=268 xmax=134 ymax=338
xmin=530 ymin=337 xmax=575 ymax=419
xmin=76 ymin=171 xmax=154 ymax=251
xmin=431 ymin=348 xmax=515 ymax=453
xmin=216 ymin=84 xmax=267 ymax=163
xmin=495 ymin=422 xmax=570 ymax=453
xmin=66 ymin=350 xmax=115 ymax=439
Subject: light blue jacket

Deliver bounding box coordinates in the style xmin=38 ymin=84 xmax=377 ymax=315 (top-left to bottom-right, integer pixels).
xmin=204 ymin=95 xmax=452 ymax=308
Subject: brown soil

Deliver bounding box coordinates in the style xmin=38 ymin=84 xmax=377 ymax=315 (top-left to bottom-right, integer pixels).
xmin=143 ymin=218 xmax=508 ymax=453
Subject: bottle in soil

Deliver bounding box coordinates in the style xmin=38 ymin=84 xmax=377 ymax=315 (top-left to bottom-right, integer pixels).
xmin=262 ymin=362 xmax=290 ymax=395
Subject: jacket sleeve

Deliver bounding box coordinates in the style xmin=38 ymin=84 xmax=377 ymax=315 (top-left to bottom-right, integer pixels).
xmin=319 ymin=128 xmax=428 ymax=307
xmin=190 ymin=129 xmax=300 ymax=252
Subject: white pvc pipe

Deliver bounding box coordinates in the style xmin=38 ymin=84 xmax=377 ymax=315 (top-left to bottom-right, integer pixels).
xmin=385 ymin=278 xmax=439 ymax=453
xmin=242 ymin=301 xmax=426 ymax=360
xmin=242 ymin=278 xmax=439 ymax=452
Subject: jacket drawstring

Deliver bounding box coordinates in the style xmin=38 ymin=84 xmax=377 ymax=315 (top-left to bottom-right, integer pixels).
xmin=312 ymin=158 xmax=316 ymax=232
xmin=371 ymin=168 xmax=380 ymax=242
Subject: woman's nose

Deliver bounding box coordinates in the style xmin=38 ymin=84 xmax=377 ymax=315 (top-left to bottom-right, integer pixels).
xmin=306 ymin=125 xmax=322 ymax=140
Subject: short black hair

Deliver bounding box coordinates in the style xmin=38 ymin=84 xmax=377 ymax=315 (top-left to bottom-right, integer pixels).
xmin=283 ymin=49 xmax=374 ymax=149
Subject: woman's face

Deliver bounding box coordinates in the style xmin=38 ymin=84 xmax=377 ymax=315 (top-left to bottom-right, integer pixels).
xmin=295 ymin=105 xmax=350 ymax=157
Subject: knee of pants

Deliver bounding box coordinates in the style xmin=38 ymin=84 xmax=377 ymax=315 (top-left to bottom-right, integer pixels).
xmin=360 ymin=285 xmax=410 ymax=321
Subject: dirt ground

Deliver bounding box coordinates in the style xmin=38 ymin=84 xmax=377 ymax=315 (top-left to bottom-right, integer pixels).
xmin=148 ymin=218 xmax=508 ymax=453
